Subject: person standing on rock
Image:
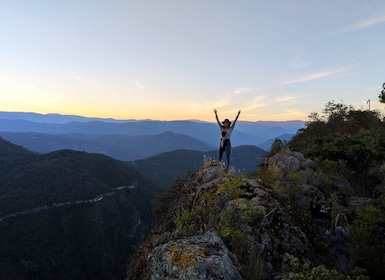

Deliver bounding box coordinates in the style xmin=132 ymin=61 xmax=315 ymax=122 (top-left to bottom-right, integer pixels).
xmin=214 ymin=109 xmax=241 ymax=171
xmin=325 ymin=213 xmax=353 ymax=275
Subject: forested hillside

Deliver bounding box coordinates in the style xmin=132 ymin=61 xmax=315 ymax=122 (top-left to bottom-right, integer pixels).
xmin=0 ymin=138 xmax=161 ymax=279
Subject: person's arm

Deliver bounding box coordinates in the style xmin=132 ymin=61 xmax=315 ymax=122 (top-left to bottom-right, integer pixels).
xmin=231 ymin=110 xmax=241 ymax=128
xmin=326 ymin=227 xmax=343 ymax=242
xmin=340 ymin=227 xmax=351 ymax=239
xmin=214 ymin=109 xmax=222 ymax=127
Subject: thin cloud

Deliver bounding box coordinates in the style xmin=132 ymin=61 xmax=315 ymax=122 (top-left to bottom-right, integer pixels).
xmin=214 ymin=88 xmax=266 ymax=113
xmin=329 ymin=14 xmax=385 ymax=35
xmin=67 ymin=74 xmax=104 ymax=89
xmin=232 ymin=87 xmax=261 ymax=95
xmin=284 ymin=66 xmax=351 ymax=85
xmin=131 ymin=80 xmax=144 ymax=90
xmin=275 ymin=93 xmax=314 ymax=102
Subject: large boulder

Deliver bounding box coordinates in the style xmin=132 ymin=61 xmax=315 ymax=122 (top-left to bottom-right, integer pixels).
xmin=148 ymin=231 xmax=242 ymax=280
xmin=268 ymin=151 xmax=314 ymax=175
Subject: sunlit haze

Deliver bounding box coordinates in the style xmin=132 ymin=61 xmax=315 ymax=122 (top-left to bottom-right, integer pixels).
xmin=1 ymin=1 xmax=384 ymax=122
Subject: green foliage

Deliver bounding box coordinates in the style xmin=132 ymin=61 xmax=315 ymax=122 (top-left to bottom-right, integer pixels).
xmin=378 ymin=82 xmax=385 ymax=103
xmin=288 ymin=264 xmax=368 ymax=280
xmin=0 ymin=146 xmax=161 ymax=279
xmin=153 ymin=178 xmax=187 ymax=214
xmin=322 ymin=100 xmax=353 ymax=121
xmin=288 ymin=171 xmax=302 ymax=182
xmin=274 ymin=182 xmax=301 ymax=199
xmin=290 ymin=101 xmax=385 ymax=194
xmin=201 ymin=191 xmax=219 ymax=215
xmin=153 ymin=189 xmax=179 ymax=214
xmin=350 ymin=204 xmax=385 ymax=278
xmin=288 ymin=256 xmax=369 ymax=280
xmin=242 ymin=245 xmax=267 ymax=280
xmin=287 ymin=100 xmax=385 ymax=279
xmin=0 ymin=149 xmax=159 ymax=216
xmin=174 ymin=208 xmax=196 ymax=236
xmin=216 ymin=206 xmax=246 ymax=244
xmin=239 ymin=202 xmax=264 ymax=223
xmin=222 ymin=175 xmax=245 ymax=199
xmin=251 ymin=164 xmax=279 ymax=185
xmin=315 ymin=158 xmax=348 ymax=178
xmin=268 ymin=138 xmax=288 ymax=157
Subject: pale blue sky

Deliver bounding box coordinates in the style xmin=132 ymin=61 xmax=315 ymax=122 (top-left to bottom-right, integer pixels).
xmin=1 ymin=0 xmax=384 ymax=121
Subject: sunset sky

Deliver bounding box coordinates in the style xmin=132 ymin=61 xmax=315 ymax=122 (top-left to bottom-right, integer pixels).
xmin=1 ymin=1 xmax=384 ymax=122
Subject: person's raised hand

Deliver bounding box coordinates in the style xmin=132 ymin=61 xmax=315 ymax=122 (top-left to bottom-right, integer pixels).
xmin=214 ymin=109 xmax=217 ymax=114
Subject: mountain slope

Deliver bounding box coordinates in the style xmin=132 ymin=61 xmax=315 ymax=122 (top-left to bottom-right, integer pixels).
xmin=0 ymin=136 xmax=35 ymax=161
xmin=0 ymin=139 xmax=161 ymax=280
xmin=0 ymin=131 xmax=215 ymax=161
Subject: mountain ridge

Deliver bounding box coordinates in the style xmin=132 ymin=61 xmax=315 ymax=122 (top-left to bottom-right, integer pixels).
xmin=0 ymin=111 xmax=304 ymax=156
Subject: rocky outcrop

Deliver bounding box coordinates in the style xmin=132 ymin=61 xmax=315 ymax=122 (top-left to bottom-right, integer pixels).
xmin=148 ymin=231 xmax=242 ymax=280
xmin=268 ymin=151 xmax=315 ymax=174
xmin=127 ymin=160 xmax=331 ymax=280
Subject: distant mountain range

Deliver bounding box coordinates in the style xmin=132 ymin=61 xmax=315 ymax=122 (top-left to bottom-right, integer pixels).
xmin=0 ymin=112 xmax=305 ymax=158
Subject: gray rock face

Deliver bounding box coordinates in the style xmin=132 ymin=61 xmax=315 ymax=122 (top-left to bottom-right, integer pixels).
xmin=148 ymin=231 xmax=242 ymax=280
xmin=268 ymin=153 xmax=301 ymax=174
xmin=268 ymin=151 xmax=315 ymax=174
xmin=127 ymin=160 xmax=333 ymax=280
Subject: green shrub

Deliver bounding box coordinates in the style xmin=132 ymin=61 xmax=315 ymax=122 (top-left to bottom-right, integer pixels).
xmin=222 ymin=175 xmax=245 ymax=199
xmin=174 ymin=208 xmax=196 ymax=236
xmin=289 ymin=264 xmax=368 ymax=280
xmin=288 ymin=171 xmax=302 ymax=182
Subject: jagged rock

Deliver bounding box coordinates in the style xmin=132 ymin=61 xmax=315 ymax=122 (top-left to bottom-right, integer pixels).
xmin=198 ymin=161 xmax=226 ymax=184
xmin=291 ymin=151 xmax=305 ymax=162
xmin=300 ymin=159 xmax=315 ymax=170
xmin=268 ymin=153 xmax=301 ymax=174
xmin=127 ymin=161 xmax=332 ymax=280
xmin=148 ymin=231 xmax=242 ymax=280
xmin=268 ymin=151 xmax=315 ymax=175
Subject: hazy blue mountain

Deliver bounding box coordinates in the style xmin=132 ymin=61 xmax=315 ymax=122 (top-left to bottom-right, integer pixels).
xmin=257 ymin=133 xmax=296 ymax=151
xmin=0 ymin=131 xmax=215 ymax=161
xmin=0 ymin=111 xmax=129 ymax=123
xmin=0 ymin=112 xmax=305 ymax=148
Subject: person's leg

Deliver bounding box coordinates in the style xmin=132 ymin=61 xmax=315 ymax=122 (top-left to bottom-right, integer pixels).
xmin=225 ymin=142 xmax=231 ymax=169
xmin=336 ymin=253 xmax=347 ymax=275
xmin=218 ymin=145 xmax=224 ymax=162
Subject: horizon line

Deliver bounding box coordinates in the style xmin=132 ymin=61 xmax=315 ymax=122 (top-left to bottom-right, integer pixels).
xmin=0 ymin=110 xmax=307 ymax=123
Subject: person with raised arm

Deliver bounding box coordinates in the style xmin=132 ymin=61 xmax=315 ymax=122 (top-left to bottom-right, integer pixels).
xmin=214 ymin=109 xmax=241 ymax=171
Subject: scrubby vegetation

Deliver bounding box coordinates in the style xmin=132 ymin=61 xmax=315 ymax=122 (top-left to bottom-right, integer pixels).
xmin=139 ymin=100 xmax=384 ymax=280
xmin=288 ymin=101 xmax=385 ymax=279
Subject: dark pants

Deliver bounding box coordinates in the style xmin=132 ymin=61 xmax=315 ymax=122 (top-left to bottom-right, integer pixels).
xmin=219 ymin=139 xmax=231 ymax=168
